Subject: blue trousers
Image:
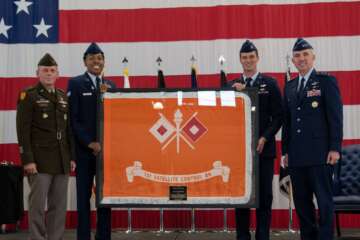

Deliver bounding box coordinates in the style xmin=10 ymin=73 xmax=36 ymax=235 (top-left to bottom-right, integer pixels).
xmin=289 ymin=164 xmax=334 ymax=240
xmin=235 ymin=157 xmax=274 ymax=240
xmin=76 ymin=151 xmax=111 ymax=240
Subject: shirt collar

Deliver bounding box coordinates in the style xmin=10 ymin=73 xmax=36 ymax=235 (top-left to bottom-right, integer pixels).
xmin=242 ymin=72 xmax=259 ymax=86
xmin=87 ymin=71 xmax=102 ymax=80
xmin=87 ymin=72 xmax=102 ymax=87
xmin=299 ymin=67 xmax=314 ymax=82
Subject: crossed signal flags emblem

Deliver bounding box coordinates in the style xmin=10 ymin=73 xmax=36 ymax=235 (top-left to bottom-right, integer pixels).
xmin=149 ymin=109 xmax=207 ymax=154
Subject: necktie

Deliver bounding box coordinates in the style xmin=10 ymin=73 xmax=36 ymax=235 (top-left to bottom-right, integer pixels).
xmin=245 ymin=77 xmax=252 ymax=87
xmin=297 ymin=77 xmax=305 ymax=99
xmin=96 ymin=77 xmax=101 ymax=90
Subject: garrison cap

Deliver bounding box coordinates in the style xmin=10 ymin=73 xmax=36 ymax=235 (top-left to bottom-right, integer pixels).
xmin=83 ymin=42 xmax=104 ymax=59
xmin=38 ymin=53 xmax=57 ymax=66
xmin=240 ymin=40 xmax=257 ymax=54
xmin=293 ymin=38 xmax=313 ymax=52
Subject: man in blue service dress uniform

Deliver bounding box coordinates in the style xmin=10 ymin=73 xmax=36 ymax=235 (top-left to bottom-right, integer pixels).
xmin=67 ymin=43 xmax=116 ymax=240
xmin=228 ymin=40 xmax=283 ymax=240
xmin=282 ymin=38 xmax=343 ymax=240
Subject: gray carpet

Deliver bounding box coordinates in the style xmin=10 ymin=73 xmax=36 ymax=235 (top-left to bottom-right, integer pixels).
xmin=1 ymin=229 xmax=360 ymax=240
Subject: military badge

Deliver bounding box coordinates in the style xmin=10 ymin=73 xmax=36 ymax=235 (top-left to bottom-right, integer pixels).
xmin=43 ymin=113 xmax=48 ymax=119
xmin=100 ymin=84 xmax=108 ymax=93
xmin=311 ymin=101 xmax=319 ymax=108
xmin=307 ymin=89 xmax=321 ymax=97
xmin=20 ymin=92 xmax=26 ymax=100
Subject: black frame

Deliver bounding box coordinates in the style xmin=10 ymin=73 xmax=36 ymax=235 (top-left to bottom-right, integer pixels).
xmin=96 ymin=88 xmax=259 ymax=209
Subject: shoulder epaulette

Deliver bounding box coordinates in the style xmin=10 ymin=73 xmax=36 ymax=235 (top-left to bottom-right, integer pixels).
xmin=316 ymin=71 xmax=330 ymax=76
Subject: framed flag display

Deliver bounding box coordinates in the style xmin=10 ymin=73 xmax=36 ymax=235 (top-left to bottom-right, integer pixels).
xmin=96 ymin=89 xmax=258 ymax=208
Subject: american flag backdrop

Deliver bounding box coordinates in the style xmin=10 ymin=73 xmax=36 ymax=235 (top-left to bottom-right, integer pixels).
xmin=1 ymin=0 xmax=360 ymax=229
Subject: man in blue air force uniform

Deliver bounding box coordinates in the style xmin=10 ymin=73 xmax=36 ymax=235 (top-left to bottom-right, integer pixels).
xmin=67 ymin=43 xmax=116 ymax=240
xmin=228 ymin=40 xmax=283 ymax=240
xmin=282 ymin=38 xmax=343 ymax=240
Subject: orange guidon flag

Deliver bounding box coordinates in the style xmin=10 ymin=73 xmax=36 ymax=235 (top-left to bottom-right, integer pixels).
xmin=102 ymin=91 xmax=253 ymax=205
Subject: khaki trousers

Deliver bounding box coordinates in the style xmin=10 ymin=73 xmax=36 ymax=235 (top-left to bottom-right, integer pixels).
xmin=27 ymin=173 xmax=68 ymax=240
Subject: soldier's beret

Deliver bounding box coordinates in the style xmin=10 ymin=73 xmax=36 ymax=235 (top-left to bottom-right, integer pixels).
xmin=293 ymin=38 xmax=313 ymax=52
xmin=240 ymin=40 xmax=257 ymax=54
xmin=38 ymin=53 xmax=57 ymax=66
xmin=83 ymin=42 xmax=104 ymax=59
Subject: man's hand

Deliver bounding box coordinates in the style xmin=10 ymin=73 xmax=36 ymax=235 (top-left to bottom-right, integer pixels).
xmin=70 ymin=161 xmax=76 ymax=172
xmin=256 ymin=137 xmax=267 ymax=154
xmin=327 ymin=151 xmax=340 ymax=165
xmin=88 ymin=142 xmax=101 ymax=156
xmin=282 ymin=154 xmax=289 ymax=168
xmin=24 ymin=163 xmax=38 ymax=175
xmin=232 ymin=82 xmax=246 ymax=91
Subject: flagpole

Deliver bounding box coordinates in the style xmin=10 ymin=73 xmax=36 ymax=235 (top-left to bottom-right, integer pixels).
xmin=122 ymin=57 xmax=130 ymax=88
xmin=284 ymin=53 xmax=296 ymax=234
xmin=174 ymin=110 xmax=183 ymax=154
xmin=288 ymin=181 xmax=295 ymax=232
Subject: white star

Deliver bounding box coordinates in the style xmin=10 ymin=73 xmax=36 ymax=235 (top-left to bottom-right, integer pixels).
xmin=0 ymin=18 xmax=12 ymax=39
xmin=14 ymin=0 xmax=33 ymax=15
xmin=33 ymin=18 xmax=52 ymax=38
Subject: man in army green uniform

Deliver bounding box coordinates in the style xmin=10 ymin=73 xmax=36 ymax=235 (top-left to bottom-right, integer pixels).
xmin=16 ymin=53 xmax=76 ymax=240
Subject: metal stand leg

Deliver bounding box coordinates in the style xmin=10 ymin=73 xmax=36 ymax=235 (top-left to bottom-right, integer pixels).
xmin=159 ymin=208 xmax=164 ymax=233
xmin=126 ymin=208 xmax=132 ymax=233
xmin=223 ymin=208 xmax=228 ymax=232
xmin=189 ymin=208 xmax=196 ymax=233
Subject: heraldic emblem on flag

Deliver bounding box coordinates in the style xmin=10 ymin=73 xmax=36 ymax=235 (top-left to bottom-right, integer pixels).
xmin=149 ymin=109 xmax=207 ymax=154
xmin=100 ymin=92 xmax=253 ymax=205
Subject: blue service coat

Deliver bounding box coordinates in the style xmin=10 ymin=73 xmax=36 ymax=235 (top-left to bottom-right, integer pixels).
xmin=282 ymin=70 xmax=343 ymax=167
xmin=228 ymin=73 xmax=283 ymax=158
xmin=67 ymin=73 xmax=116 ymax=156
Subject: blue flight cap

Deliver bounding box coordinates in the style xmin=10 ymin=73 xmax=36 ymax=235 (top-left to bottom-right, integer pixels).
xmin=293 ymin=38 xmax=313 ymax=52
xmin=240 ymin=40 xmax=257 ymax=54
xmin=83 ymin=42 xmax=104 ymax=59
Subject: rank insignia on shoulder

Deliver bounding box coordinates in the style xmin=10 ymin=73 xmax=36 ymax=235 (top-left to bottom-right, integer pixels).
xmin=20 ymin=92 xmax=26 ymax=100
xmin=312 ymin=101 xmax=319 ymax=108
xmin=64 ymin=114 xmax=67 ymax=120
xmin=317 ymin=71 xmax=329 ymax=76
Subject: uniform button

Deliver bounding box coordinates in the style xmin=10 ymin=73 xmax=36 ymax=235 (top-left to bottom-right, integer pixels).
xmin=297 ymin=118 xmax=301 ymax=122
xmin=297 ymin=129 xmax=301 ymax=133
xmin=297 ymin=107 xmax=301 ymax=110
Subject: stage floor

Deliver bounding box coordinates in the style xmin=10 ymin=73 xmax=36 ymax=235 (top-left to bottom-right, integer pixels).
xmin=1 ymin=229 xmax=360 ymax=240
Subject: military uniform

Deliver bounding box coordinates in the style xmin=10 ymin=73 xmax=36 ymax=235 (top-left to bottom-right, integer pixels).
xmin=229 ymin=73 xmax=282 ymax=240
xmin=229 ymin=40 xmax=283 ymax=240
xmin=282 ymin=39 xmax=343 ymax=240
xmin=67 ymin=42 xmax=115 ymax=240
xmin=17 ymin=84 xmax=74 ymax=174
xmin=16 ymin=53 xmax=74 ymax=240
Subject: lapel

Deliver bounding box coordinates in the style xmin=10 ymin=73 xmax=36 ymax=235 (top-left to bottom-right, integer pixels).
xmin=84 ymin=72 xmax=97 ymax=92
xmin=252 ymin=73 xmax=261 ymax=88
xmin=37 ymin=83 xmax=58 ymax=104
xmin=297 ymin=69 xmax=316 ymax=105
xmin=286 ymin=77 xmax=298 ymax=104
